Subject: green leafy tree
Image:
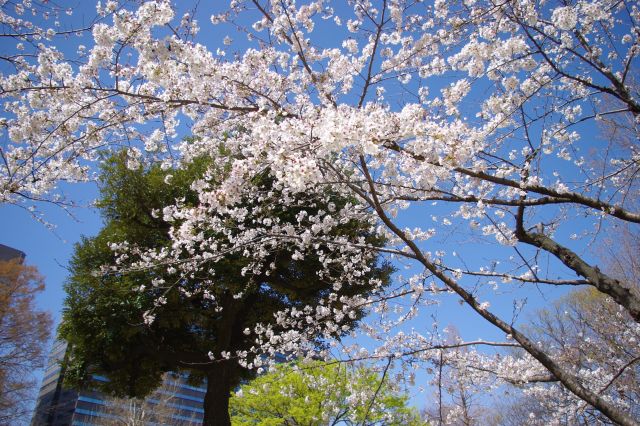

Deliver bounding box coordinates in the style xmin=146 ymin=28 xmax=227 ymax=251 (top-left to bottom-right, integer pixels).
xmin=59 ymin=151 xmax=392 ymax=426
xmin=230 ymin=360 xmax=425 ymax=426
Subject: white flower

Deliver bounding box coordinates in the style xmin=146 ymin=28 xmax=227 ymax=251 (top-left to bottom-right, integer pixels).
xmin=142 ymin=311 xmax=156 ymax=325
xmin=342 ymin=39 xmax=358 ymax=53
xmin=552 ymin=6 xmax=578 ymax=31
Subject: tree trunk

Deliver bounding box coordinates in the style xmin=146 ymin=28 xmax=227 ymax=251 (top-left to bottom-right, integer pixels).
xmin=203 ymin=366 xmax=233 ymax=426
xmin=202 ymin=292 xmax=245 ymax=425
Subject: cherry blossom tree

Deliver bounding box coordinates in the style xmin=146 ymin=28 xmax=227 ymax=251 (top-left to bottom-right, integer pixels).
xmin=423 ymin=286 xmax=640 ymax=425
xmin=422 ymin=328 xmax=489 ymax=425
xmin=484 ymin=222 xmax=640 ymax=425
xmin=1 ymin=0 xmax=639 ymax=424
xmin=0 ymin=0 xmax=105 ymax=208
xmin=423 ymin=225 xmax=640 ymax=425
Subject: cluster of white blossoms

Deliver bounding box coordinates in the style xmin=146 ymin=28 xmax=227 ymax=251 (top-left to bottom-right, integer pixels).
xmin=1 ymin=0 xmax=639 ymax=423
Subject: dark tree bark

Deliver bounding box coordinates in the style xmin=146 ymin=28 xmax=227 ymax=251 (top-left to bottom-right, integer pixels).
xmin=202 ymin=293 xmax=244 ymax=426
xmin=203 ymin=364 xmax=234 ymax=426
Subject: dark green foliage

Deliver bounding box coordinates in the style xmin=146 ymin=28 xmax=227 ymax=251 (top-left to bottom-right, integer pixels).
xmin=59 ymin=151 xmax=392 ymax=421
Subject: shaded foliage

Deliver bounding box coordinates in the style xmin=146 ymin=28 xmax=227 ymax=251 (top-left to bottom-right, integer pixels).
xmin=59 ymin=151 xmax=392 ymax=425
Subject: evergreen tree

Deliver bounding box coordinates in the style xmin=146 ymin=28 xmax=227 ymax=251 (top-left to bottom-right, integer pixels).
xmin=60 ymin=151 xmax=392 ymax=426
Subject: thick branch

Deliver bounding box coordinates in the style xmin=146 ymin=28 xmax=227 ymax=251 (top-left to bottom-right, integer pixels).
xmin=515 ymin=227 xmax=640 ymax=323
xmin=383 ymin=141 xmax=640 ymax=223
xmin=358 ymin=156 xmax=639 ymax=426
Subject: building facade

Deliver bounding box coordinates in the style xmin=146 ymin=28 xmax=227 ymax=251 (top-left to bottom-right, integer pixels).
xmin=0 ymin=243 xmax=25 ymax=263
xmin=31 ymin=341 xmax=206 ymax=425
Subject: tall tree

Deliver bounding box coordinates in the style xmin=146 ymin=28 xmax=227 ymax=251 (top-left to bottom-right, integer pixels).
xmin=60 ymin=152 xmax=392 ymax=426
xmin=230 ymin=360 xmax=424 ymax=426
xmin=423 ymin=225 xmax=640 ymax=425
xmin=425 ymin=284 xmax=640 ymax=425
xmin=509 ymin=288 xmax=639 ymax=424
xmin=0 ymin=258 xmax=52 ymax=425
xmin=423 ymin=329 xmax=487 ymax=426
xmin=484 ymin=225 xmax=640 ymax=424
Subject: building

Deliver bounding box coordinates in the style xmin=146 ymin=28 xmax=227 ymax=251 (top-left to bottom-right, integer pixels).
xmin=31 ymin=341 xmax=206 ymax=425
xmin=0 ymin=243 xmax=25 ymax=263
